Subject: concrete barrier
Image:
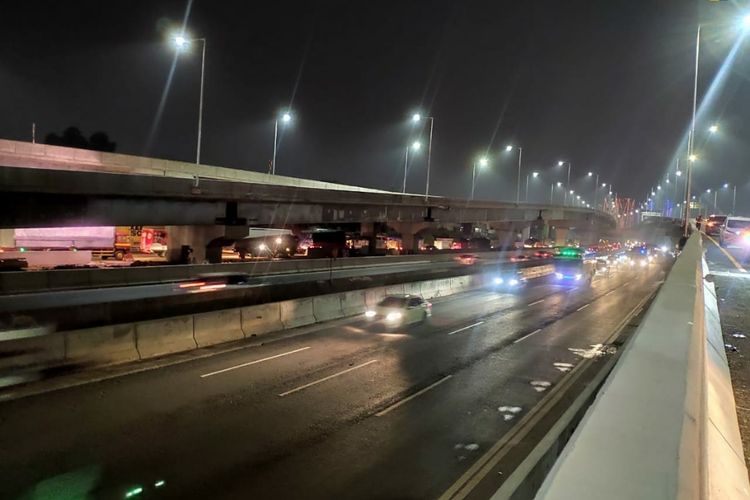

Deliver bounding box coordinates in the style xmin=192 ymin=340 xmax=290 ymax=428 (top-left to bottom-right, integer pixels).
xmin=0 ymin=332 xmax=65 ymax=370
xmin=241 ymin=303 xmax=283 ymax=338
xmin=135 ymin=315 xmax=195 ymax=359
xmin=534 ymin=234 xmax=750 ymax=500
xmin=450 ymin=276 xmax=472 ymax=293
xmin=279 ymin=298 xmax=316 ymax=329
xmin=402 ymin=282 xmax=422 ymax=297
xmin=385 ymin=284 xmax=405 ymax=296
xmin=419 ymin=280 xmax=440 ymax=299
xmin=364 ymin=287 xmax=386 ymax=307
xmin=193 ymin=308 xmax=244 ymax=347
xmin=312 ymin=294 xmax=344 ymax=322
xmin=339 ymin=290 xmax=366 ymax=316
xmin=65 ymin=324 xmax=139 ymax=365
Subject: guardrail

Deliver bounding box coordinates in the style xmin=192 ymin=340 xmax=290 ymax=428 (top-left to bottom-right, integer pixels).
xmin=529 ymin=233 xmax=750 ymax=499
xmin=0 ymin=251 xmax=519 ymax=295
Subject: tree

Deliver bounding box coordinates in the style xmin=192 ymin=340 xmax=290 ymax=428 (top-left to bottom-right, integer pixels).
xmin=44 ymin=126 xmax=117 ymax=152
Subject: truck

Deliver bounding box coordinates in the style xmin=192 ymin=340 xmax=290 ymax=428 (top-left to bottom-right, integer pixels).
xmin=233 ymin=228 xmax=298 ymax=259
xmin=12 ymin=226 xmax=167 ymax=261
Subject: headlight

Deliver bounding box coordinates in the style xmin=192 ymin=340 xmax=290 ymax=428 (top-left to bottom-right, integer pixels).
xmin=555 ymin=272 xmax=563 ymax=279
xmin=386 ymin=312 xmax=402 ymax=322
xmin=493 ymin=277 xmax=504 ymax=285
xmin=365 ymin=310 xmax=376 ymax=318
xmin=509 ymin=278 xmax=519 ymax=286
xmin=574 ymin=273 xmax=582 ymax=281
xmin=639 ymin=260 xmax=647 ymax=267
xmin=660 ymin=245 xmax=668 ymax=253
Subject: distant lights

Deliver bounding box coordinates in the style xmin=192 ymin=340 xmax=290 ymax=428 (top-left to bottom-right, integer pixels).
xmin=706 ymin=188 xmax=711 ymax=193
xmin=558 ymin=161 xmax=565 ymax=166
xmin=556 ymin=181 xmax=563 ymax=187
xmin=601 ymin=182 xmax=607 ymax=187
xmin=281 ymin=112 xmax=292 ymax=123
xmin=587 ymin=172 xmax=593 ymax=177
xmin=709 ymin=124 xmax=718 ymax=134
xmin=412 ymin=140 xmax=422 ymax=150
xmin=411 ymin=113 xmax=422 ymax=122
xmin=688 ymin=154 xmax=698 ymax=162
xmin=478 ymin=156 xmax=489 ymax=167
xmin=505 ymin=145 xmax=514 ymax=152
xmin=724 ymin=182 xmax=729 ymax=188
xmin=676 ymin=170 xmax=682 ymax=176
xmin=532 ymin=171 xmax=539 ymax=178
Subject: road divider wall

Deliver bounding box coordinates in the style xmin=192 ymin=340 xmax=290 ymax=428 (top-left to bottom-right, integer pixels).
xmin=0 ymin=250 xmax=524 ymax=295
xmin=1 ymin=270 xmax=505 ymax=373
xmin=240 ymin=303 xmax=282 ymax=338
xmin=531 ymin=234 xmax=750 ymax=500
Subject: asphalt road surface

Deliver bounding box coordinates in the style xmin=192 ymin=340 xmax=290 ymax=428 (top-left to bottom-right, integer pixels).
xmin=0 ymin=259 xmax=480 ymax=313
xmin=0 ymin=263 xmax=664 ymax=500
xmin=702 ymin=233 xmax=750 ymax=468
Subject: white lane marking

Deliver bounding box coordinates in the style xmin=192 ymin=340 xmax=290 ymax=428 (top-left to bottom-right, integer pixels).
xmin=704 ymin=233 xmax=748 ymax=273
xmin=605 ymin=289 xmax=615 ymax=296
xmin=200 ymin=346 xmax=311 ymax=378
xmin=376 ymin=375 xmax=453 ymax=416
xmin=278 ymin=359 xmax=378 ymax=397
xmin=576 ymin=303 xmax=590 ymax=311
xmin=447 ymin=321 xmax=484 ymax=336
xmin=513 ymin=328 xmax=542 ymax=344
xmin=527 ymin=299 xmax=545 ymax=307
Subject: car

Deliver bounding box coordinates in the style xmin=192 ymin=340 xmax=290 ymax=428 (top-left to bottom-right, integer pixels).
xmin=705 ymin=215 xmax=727 ymax=236
xmin=535 ymin=250 xmax=554 ymax=259
xmin=510 ymin=254 xmax=532 ymax=262
xmin=364 ymin=295 xmax=431 ymax=327
xmin=455 ymin=254 xmax=477 ymax=265
xmin=626 ymin=246 xmax=652 ymax=268
xmin=149 ymin=241 xmax=167 ymax=257
xmin=719 ymin=216 xmax=750 ymax=248
xmin=489 ymin=269 xmax=526 ymax=289
xmin=176 ymin=273 xmax=253 ymax=292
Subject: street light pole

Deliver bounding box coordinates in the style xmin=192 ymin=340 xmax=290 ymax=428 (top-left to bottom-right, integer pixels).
xmin=550 ymin=183 xmax=554 ymax=204
xmin=471 ymin=157 xmax=488 ymax=200
xmin=685 ymin=25 xmax=700 ymax=235
xmin=272 ymin=119 xmax=279 ymax=175
xmin=196 ymin=38 xmax=206 ymax=165
xmin=515 ymin=147 xmax=523 ymax=204
xmin=525 ymin=173 xmax=529 ymax=202
xmin=733 ymin=185 xmax=737 ymax=214
xmin=425 ymin=117 xmax=434 ymax=201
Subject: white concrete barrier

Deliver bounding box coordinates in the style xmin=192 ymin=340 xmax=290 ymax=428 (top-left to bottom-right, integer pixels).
xmin=339 ymin=290 xmax=366 ymax=316
xmin=193 ymin=308 xmax=244 ymax=347
xmin=419 ymin=280 xmax=440 ymax=299
xmin=0 ymin=332 xmax=65 ymax=370
xmin=241 ymin=303 xmax=283 ymax=338
xmin=279 ymin=298 xmax=316 ymax=329
xmin=135 ymin=315 xmax=195 ymax=359
xmin=65 ymin=324 xmax=139 ymax=365
xmin=402 ymin=282 xmax=422 ymax=296
xmin=535 ymin=234 xmax=750 ymax=500
xmin=364 ymin=287 xmax=387 ymax=307
xmin=385 ymin=284 xmax=405 ymax=296
xmin=312 ymin=294 xmax=344 ymax=322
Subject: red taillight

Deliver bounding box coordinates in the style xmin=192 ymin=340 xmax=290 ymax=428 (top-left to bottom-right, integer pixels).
xmin=179 ymin=281 xmax=206 ymax=288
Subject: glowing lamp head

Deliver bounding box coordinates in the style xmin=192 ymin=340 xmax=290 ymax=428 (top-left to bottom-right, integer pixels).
xmin=478 ymin=157 xmax=489 ymax=167
xmin=173 ymin=35 xmax=188 ymax=48
xmin=411 ymin=113 xmax=422 ymax=123
xmin=709 ymin=124 xmax=718 ymax=134
xmin=724 ymin=183 xmax=729 ymax=189
xmin=743 ymin=14 xmax=750 ymax=30
xmin=412 ymin=141 xmax=421 ymax=150
xmin=556 ymin=182 xmax=562 ymax=187
xmin=505 ymin=145 xmax=513 ymax=152
xmin=587 ymin=172 xmax=593 ymax=177
xmin=676 ymin=170 xmax=682 ymax=176
xmin=558 ymin=161 xmax=564 ymax=167
xmin=281 ymin=112 xmax=292 ymax=123
xmin=689 ymin=154 xmax=698 ymax=162
xmin=532 ymin=171 xmax=539 ymax=178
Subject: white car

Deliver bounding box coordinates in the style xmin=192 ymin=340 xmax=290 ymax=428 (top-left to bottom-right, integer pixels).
xmin=719 ymin=216 xmax=750 ymax=248
xmin=365 ymin=295 xmax=432 ymax=327
xmin=149 ymin=242 xmax=167 ymax=257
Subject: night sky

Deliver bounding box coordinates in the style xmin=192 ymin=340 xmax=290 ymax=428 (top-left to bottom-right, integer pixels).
xmin=1 ymin=1 xmax=749 ymax=211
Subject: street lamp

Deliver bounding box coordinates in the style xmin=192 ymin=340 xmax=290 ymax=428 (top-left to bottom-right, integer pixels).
xmin=557 ymin=160 xmax=572 ymax=206
xmin=550 ymin=181 xmax=563 ymax=204
xmin=709 ymin=124 xmax=719 ymax=134
xmin=173 ymin=33 xmax=207 ymax=164
xmin=525 ymin=171 xmax=539 ymax=202
xmin=402 ymin=141 xmax=421 ymax=193
xmin=271 ymin=111 xmax=293 ymax=175
xmin=471 ymin=156 xmax=489 ymax=200
xmin=411 ymin=112 xmax=435 ymax=200
xmin=506 ymin=145 xmax=524 ymax=204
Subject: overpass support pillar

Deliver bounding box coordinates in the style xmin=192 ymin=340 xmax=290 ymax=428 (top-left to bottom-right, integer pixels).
xmin=0 ymin=229 xmax=13 ymax=248
xmin=166 ymin=225 xmax=227 ymax=264
xmin=388 ymin=221 xmax=430 ymax=253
